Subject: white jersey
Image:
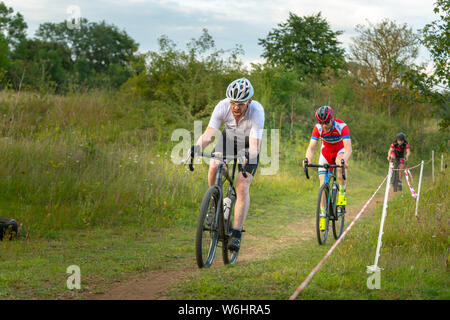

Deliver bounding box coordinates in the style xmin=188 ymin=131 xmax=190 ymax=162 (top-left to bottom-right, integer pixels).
xmin=208 ymin=98 xmax=265 ymax=156
xmin=208 ymin=98 xmax=265 ymax=139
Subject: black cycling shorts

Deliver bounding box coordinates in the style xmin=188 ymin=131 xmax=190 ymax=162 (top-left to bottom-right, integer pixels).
xmin=238 ymin=155 xmax=259 ymax=177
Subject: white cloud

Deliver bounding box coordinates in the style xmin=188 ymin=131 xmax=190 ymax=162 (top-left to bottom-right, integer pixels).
xmin=4 ymin=0 xmax=68 ymax=21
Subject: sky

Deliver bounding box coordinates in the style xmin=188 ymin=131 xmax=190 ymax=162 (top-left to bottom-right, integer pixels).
xmin=4 ymin=0 xmax=438 ymax=66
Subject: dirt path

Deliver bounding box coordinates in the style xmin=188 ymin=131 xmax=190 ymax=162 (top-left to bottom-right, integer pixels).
xmin=86 ymin=191 xmax=388 ymax=300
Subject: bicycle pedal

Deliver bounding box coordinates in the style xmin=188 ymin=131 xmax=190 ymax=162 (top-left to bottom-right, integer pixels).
xmin=336 ymin=206 xmax=346 ymax=215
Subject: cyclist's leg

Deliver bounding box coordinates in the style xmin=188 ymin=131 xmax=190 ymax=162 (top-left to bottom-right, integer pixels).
xmin=398 ymin=158 xmax=405 ymax=170
xmin=234 ymin=172 xmax=252 ymax=230
xmin=335 ymin=149 xmax=347 ymax=205
xmin=390 ymin=152 xmax=397 ymax=163
xmin=233 ymin=155 xmax=259 ymax=229
xmin=227 ymin=162 xmax=256 ymax=251
xmin=208 ymin=131 xmax=227 ymax=187
xmin=318 ymin=152 xmax=328 ymax=207
xmin=335 ymin=148 xmax=346 ymax=186
xmin=208 ymin=158 xmax=220 ymax=187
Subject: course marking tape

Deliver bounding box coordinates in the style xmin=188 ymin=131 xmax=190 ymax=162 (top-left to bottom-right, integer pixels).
xmin=289 ymin=174 xmax=389 ymax=300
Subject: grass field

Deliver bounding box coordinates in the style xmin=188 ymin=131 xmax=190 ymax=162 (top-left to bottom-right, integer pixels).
xmin=167 ymin=172 xmax=448 ymax=300
xmin=0 ymin=91 xmax=447 ymax=300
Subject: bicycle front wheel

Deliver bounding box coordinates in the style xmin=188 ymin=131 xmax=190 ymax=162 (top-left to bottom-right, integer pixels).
xmin=195 ymin=186 xmax=220 ymax=268
xmin=316 ymin=183 xmax=330 ymax=245
xmin=332 ymin=208 xmax=345 ymax=240
xmin=222 ymin=195 xmax=239 ymax=265
xmin=393 ymin=168 xmax=399 ymax=192
xmin=330 ymin=183 xmax=344 ymax=239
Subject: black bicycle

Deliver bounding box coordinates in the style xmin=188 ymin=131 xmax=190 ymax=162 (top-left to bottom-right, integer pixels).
xmin=303 ymin=158 xmax=346 ymax=245
xmin=390 ymin=157 xmax=405 ymax=192
xmin=189 ymin=149 xmax=247 ymax=268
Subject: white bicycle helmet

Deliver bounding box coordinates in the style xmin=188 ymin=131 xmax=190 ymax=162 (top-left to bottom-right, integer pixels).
xmin=226 ymin=78 xmax=254 ymax=102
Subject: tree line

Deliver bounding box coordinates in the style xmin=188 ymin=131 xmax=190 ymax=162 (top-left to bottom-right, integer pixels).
xmin=0 ymin=1 xmax=448 ymax=158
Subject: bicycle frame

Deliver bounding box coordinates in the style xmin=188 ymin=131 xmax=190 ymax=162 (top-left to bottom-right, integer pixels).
xmin=190 ymin=151 xmax=246 ymax=230
xmin=323 ymin=169 xmax=338 ymax=216
xmin=190 ymin=151 xmax=247 ymax=267
xmin=323 ymin=169 xmax=334 ymax=184
xmin=215 ymin=159 xmax=237 ymax=197
xmin=197 ymin=152 xmax=243 ymax=198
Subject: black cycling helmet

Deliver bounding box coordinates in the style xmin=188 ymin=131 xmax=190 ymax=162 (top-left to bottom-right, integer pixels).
xmin=396 ymin=132 xmax=406 ymax=141
xmin=315 ymin=106 xmax=333 ymax=123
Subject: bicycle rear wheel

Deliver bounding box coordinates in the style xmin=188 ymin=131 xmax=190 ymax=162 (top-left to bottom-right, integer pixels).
xmin=195 ymin=186 xmax=220 ymax=268
xmin=222 ymin=194 xmax=239 ymax=265
xmin=316 ymin=183 xmax=330 ymax=245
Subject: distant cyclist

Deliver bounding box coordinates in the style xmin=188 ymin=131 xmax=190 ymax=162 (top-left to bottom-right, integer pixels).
xmin=387 ymin=132 xmax=410 ymax=188
xmin=187 ymin=78 xmax=265 ymax=252
xmin=303 ymin=106 xmax=352 ymax=231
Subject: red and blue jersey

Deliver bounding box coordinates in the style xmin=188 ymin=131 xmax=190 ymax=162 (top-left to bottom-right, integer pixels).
xmin=311 ymin=119 xmax=351 ymax=154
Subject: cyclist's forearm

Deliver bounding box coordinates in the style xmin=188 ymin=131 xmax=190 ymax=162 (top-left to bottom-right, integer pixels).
xmin=342 ymin=141 xmax=352 ymax=162
xmin=305 ymin=141 xmax=316 ymax=161
xmin=305 ymin=148 xmax=315 ymax=162
xmin=343 ymin=149 xmax=352 ymax=162
xmin=195 ymin=127 xmax=217 ymax=149
xmin=195 ymin=135 xmax=212 ymax=149
xmin=248 ymin=138 xmax=261 ymax=159
xmin=388 ymin=148 xmax=393 ymax=157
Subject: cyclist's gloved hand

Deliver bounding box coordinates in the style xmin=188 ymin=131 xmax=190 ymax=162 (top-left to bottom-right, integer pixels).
xmin=341 ymin=158 xmax=349 ymax=169
xmin=302 ymin=157 xmax=310 ymax=168
xmin=237 ymin=150 xmax=249 ymax=166
xmin=191 ymin=145 xmax=201 ymax=157
xmin=185 ymin=145 xmax=201 ymax=164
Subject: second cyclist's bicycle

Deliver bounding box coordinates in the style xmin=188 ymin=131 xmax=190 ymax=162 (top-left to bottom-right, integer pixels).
xmin=304 ymin=158 xmax=346 ymax=245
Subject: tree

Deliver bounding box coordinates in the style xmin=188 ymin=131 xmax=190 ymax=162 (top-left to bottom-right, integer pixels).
xmin=422 ymin=0 xmax=449 ymax=89
xmin=35 ymin=18 xmax=138 ymax=88
xmin=0 ymin=1 xmax=27 ymax=51
xmin=349 ymin=19 xmax=420 ymax=115
xmin=0 ymin=2 xmax=27 ymax=86
xmin=36 ymin=19 xmax=138 ymax=71
xmin=122 ymin=29 xmax=246 ymax=121
xmin=0 ymin=34 xmax=9 ymax=74
xmin=10 ymin=39 xmax=73 ymax=92
xmin=250 ymin=63 xmax=313 ymax=138
xmin=258 ymin=12 xmax=345 ymax=80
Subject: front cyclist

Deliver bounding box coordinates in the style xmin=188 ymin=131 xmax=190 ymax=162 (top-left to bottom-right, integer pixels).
xmin=188 ymin=78 xmax=265 ymax=252
xmin=303 ymin=106 xmax=352 ymax=231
